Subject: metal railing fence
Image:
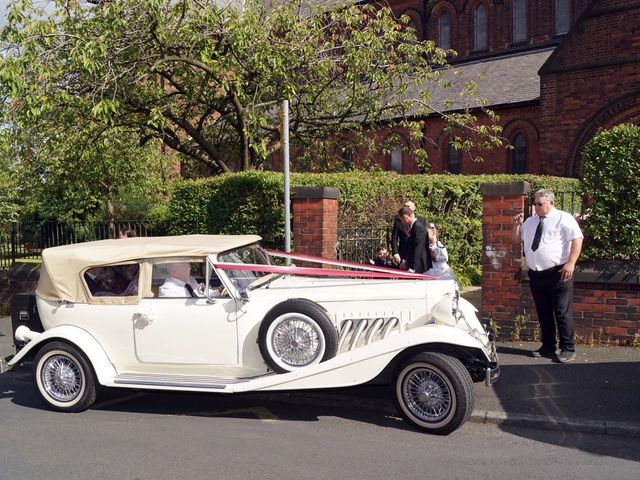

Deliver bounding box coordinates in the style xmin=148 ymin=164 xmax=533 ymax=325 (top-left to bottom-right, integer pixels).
xmin=336 ymin=226 xmax=392 ymax=265
xmin=0 ymin=221 xmax=168 ymax=270
xmin=525 ymin=191 xmax=582 ymax=219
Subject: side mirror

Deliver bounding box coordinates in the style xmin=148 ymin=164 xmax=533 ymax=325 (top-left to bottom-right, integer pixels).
xmin=239 ymin=287 xmax=250 ymax=302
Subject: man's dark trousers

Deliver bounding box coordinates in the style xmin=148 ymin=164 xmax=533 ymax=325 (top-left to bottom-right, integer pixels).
xmin=528 ymin=266 xmax=575 ymax=352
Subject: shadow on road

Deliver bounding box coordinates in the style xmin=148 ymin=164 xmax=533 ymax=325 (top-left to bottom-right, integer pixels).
xmin=0 ymin=366 xmax=411 ymax=433
xmin=4 ymin=352 xmax=640 ymax=463
xmin=90 ymin=385 xmax=411 ymax=432
xmin=490 ymin=355 xmax=640 ymax=463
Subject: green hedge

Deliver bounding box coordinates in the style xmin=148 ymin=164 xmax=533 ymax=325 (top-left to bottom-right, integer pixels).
xmin=580 ymin=124 xmax=640 ymax=260
xmin=167 ymin=172 xmax=580 ymax=284
xmin=168 ymin=172 xmax=285 ymax=248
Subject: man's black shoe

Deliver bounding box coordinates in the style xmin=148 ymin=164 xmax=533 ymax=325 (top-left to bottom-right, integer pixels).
xmin=531 ymin=347 xmax=556 ymax=358
xmin=558 ymin=350 xmax=576 ymax=363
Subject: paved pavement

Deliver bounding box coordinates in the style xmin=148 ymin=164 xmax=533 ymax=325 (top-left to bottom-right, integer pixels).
xmin=2 ymin=288 xmax=640 ymax=438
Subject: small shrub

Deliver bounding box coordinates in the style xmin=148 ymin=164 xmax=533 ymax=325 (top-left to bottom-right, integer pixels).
xmin=511 ymin=313 xmax=530 ymax=342
xmin=628 ymin=333 xmax=640 ymax=348
xmin=488 ymin=317 xmax=501 ymax=339
xmin=533 ymin=324 xmax=540 ymax=343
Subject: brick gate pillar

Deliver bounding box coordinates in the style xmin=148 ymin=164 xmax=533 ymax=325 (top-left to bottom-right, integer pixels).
xmin=291 ymin=187 xmax=339 ymax=263
xmin=480 ymin=181 xmax=531 ymax=329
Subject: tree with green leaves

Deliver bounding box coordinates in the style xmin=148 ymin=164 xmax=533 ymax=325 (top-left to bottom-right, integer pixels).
xmin=1 ymin=0 xmax=502 ymax=178
xmin=0 ymin=129 xmax=21 ymax=223
xmin=16 ymin=126 xmax=178 ymax=223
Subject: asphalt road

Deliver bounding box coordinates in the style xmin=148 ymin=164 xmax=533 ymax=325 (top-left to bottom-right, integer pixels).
xmin=1 ymin=364 xmax=639 ymax=480
xmin=3 ymin=296 xmax=640 ymax=479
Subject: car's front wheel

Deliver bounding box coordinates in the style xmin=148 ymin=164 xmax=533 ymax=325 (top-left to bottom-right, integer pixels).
xmin=392 ymin=352 xmax=475 ymax=435
xmin=33 ymin=341 xmax=98 ymax=412
xmin=258 ymin=299 xmax=338 ymax=373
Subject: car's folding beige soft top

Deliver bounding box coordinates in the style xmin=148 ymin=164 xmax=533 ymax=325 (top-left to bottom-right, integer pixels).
xmin=37 ymin=234 xmax=261 ymax=304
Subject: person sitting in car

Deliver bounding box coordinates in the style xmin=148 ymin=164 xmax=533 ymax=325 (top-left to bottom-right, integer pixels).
xmin=158 ymin=262 xmax=224 ymax=298
xmin=158 ymin=262 xmax=203 ymax=298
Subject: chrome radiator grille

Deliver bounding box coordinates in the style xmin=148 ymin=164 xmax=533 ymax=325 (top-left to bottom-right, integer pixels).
xmin=337 ymin=316 xmax=401 ymax=352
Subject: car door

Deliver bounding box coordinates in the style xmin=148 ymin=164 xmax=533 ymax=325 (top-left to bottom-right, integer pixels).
xmin=132 ymin=259 xmax=239 ymax=365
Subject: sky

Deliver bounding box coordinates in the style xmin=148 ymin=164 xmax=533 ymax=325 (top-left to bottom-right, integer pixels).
xmin=0 ymin=1 xmax=58 ymax=25
xmin=0 ymin=1 xmax=7 ymax=25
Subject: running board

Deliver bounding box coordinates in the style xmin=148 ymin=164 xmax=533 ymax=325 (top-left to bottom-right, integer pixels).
xmin=114 ymin=373 xmax=256 ymax=390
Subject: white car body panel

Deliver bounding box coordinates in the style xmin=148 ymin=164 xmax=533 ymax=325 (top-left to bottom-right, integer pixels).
xmin=7 ymin=325 xmax=117 ymax=384
xmin=4 ymin=236 xmax=499 ymax=413
xmin=96 ymin=323 xmax=486 ymax=393
xmin=10 ymin=277 xmax=492 ymax=388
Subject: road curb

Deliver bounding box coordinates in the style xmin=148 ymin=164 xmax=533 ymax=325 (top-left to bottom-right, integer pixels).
xmin=270 ymin=391 xmax=640 ymax=438
xmin=468 ymin=411 xmax=640 ymax=438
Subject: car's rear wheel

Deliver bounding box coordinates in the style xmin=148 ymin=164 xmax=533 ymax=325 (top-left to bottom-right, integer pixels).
xmin=392 ymin=352 xmax=475 ymax=435
xmin=33 ymin=341 xmax=98 ymax=412
xmin=258 ymin=299 xmax=338 ymax=373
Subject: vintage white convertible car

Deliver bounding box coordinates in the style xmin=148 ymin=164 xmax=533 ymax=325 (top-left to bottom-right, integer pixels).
xmin=1 ymin=234 xmax=499 ymax=435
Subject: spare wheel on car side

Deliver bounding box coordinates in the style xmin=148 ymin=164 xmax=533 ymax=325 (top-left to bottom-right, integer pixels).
xmin=258 ymin=299 xmax=338 ymax=373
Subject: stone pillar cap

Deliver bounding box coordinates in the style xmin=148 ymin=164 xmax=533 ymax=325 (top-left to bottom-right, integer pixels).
xmin=480 ymin=181 xmax=531 ymax=195
xmin=292 ymin=187 xmax=339 ymax=200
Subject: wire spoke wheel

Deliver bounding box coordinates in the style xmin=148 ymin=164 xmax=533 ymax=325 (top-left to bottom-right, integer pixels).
xmin=259 ymin=299 xmax=338 ymax=373
xmin=33 ymin=342 xmax=98 ymax=412
xmin=41 ymin=354 xmax=84 ymax=403
xmin=403 ymin=367 xmax=452 ymax=423
xmin=266 ymin=313 xmax=326 ymax=369
xmin=271 ymin=317 xmax=322 ymax=366
xmin=393 ymin=353 xmax=475 ymax=435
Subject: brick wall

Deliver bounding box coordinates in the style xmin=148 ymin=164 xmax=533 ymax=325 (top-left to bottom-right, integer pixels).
xmin=573 ymin=283 xmax=640 ymax=342
xmin=387 ymin=0 xmax=591 ymax=58
xmin=479 ymin=181 xmax=529 ymax=331
xmin=0 ymin=263 xmax=40 ymax=314
xmin=539 ymin=1 xmax=640 ymax=176
xmin=481 ymin=181 xmax=640 ymax=345
xmin=423 ymin=104 xmax=543 ymax=175
xmin=291 ymin=187 xmax=339 ymax=263
xmin=325 ymin=103 xmax=542 ymax=175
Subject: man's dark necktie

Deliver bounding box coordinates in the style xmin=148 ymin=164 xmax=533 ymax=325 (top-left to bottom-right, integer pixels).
xmin=185 ymin=283 xmax=198 ymax=298
xmin=531 ymin=216 xmax=545 ymax=251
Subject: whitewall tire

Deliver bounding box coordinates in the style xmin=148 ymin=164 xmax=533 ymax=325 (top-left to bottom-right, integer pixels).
xmin=33 ymin=342 xmax=98 ymax=412
xmin=258 ymin=299 xmax=338 ymax=373
xmin=392 ymin=352 xmax=475 ymax=435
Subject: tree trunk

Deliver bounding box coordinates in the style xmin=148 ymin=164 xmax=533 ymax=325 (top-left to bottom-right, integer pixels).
xmin=105 ymin=195 xmax=116 ymax=238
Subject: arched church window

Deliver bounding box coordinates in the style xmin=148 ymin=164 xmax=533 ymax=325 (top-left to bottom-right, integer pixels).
xmin=390 ymin=143 xmax=403 ymax=173
xmin=447 ymin=143 xmax=460 ymax=173
xmin=511 ymin=132 xmax=528 ymax=173
xmin=513 ymin=0 xmax=528 ymax=42
xmin=474 ymin=4 xmax=487 ymax=51
xmin=555 ymin=0 xmax=572 ymax=35
xmin=439 ymin=12 xmax=451 ymax=50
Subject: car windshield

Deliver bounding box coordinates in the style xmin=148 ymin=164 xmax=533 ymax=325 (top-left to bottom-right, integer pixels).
xmin=217 ymin=244 xmax=279 ymax=290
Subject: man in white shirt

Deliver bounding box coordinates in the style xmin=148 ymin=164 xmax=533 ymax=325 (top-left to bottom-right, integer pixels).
xmin=513 ymin=189 xmax=583 ymax=363
xmin=158 ymin=262 xmax=202 ymax=298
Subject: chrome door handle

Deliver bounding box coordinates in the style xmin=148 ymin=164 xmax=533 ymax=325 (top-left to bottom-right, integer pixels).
xmin=133 ymin=312 xmax=155 ymax=326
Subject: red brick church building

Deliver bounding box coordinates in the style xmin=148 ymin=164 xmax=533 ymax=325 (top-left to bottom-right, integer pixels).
xmin=364 ymin=0 xmax=640 ymax=177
